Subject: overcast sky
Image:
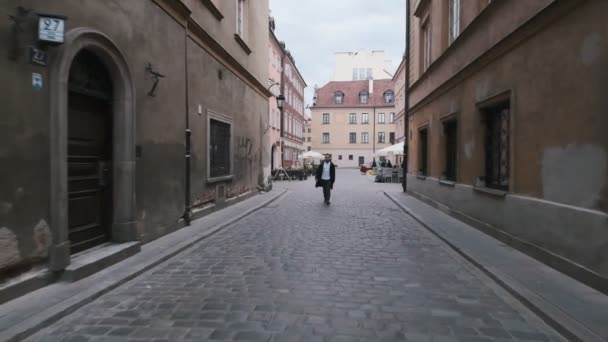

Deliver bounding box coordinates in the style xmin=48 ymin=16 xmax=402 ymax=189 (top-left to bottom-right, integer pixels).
xmin=269 ymin=0 xmax=405 ymax=114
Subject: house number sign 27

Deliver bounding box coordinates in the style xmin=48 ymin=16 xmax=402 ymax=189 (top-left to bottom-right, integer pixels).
xmin=38 ymin=15 xmax=66 ymax=44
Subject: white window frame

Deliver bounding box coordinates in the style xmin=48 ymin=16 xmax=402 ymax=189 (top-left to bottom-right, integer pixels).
xmin=349 ymin=132 xmax=357 ymax=144
xmin=384 ymin=91 xmax=394 ymax=104
xmin=236 ymin=0 xmax=246 ymax=38
xmin=349 ymin=113 xmax=357 ymax=124
xmin=323 ymin=132 xmax=330 ymax=144
xmin=360 ymin=91 xmax=369 ymax=104
xmin=449 ymin=0 xmax=461 ymax=44
xmin=362 ymin=132 xmax=369 ymax=144
xmin=323 ymin=113 xmax=330 ymax=124
xmin=378 ymin=132 xmax=386 ymax=143
xmin=389 ymin=112 xmax=395 ymax=123
xmin=422 ymin=19 xmax=431 ymax=71
xmin=362 ymin=113 xmax=369 ymax=124
xmin=335 ymin=92 xmax=344 ymax=104
xmin=378 ymin=112 xmax=386 ymax=124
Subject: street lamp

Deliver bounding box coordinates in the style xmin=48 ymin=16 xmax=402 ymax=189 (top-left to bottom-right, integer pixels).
xmin=276 ymin=94 xmax=285 ymax=168
xmin=276 ymin=94 xmax=285 ymax=109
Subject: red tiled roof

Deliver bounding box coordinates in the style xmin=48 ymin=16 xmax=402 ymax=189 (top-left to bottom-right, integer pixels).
xmin=313 ymin=79 xmax=395 ymax=108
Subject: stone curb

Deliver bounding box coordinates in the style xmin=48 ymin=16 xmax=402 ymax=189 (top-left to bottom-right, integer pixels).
xmin=384 ymin=191 xmax=605 ymax=342
xmin=0 ymin=189 xmax=288 ymax=342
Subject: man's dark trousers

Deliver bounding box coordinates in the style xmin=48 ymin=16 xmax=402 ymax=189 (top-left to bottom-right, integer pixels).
xmin=321 ymin=179 xmax=332 ymax=202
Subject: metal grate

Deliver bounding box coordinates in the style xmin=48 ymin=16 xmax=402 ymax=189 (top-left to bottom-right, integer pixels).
xmin=210 ymin=119 xmax=231 ymax=178
xmin=485 ymin=105 xmax=510 ymax=190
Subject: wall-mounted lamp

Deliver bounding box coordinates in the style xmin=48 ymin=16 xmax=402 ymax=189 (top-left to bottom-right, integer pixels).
xmin=276 ymin=94 xmax=285 ymax=110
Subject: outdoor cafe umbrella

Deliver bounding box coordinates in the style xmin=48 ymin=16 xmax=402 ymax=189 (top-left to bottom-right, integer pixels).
xmin=383 ymin=142 xmax=405 ymax=155
xmin=299 ymin=151 xmax=325 ymax=160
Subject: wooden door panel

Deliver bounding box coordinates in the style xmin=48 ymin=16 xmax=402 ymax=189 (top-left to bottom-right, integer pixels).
xmin=67 ymin=50 xmax=113 ymax=254
xmin=68 ymin=195 xmax=100 ymax=230
xmin=68 ymin=91 xmax=112 ymax=254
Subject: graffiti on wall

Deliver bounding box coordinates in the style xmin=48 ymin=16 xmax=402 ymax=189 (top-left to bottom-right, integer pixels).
xmin=234 ymin=136 xmax=257 ymax=180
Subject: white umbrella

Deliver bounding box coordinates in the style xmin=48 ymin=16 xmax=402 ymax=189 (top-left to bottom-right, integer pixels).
xmin=384 ymin=142 xmax=405 ymax=155
xmin=299 ymin=151 xmax=324 ymax=160
xmin=374 ymin=147 xmax=391 ymax=157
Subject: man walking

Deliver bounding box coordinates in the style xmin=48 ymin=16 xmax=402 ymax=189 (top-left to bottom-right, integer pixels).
xmin=315 ymin=154 xmax=336 ymax=204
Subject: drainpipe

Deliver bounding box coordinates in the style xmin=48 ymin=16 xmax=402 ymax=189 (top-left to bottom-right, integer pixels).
xmin=373 ymin=107 xmax=376 ymax=159
xmin=183 ymin=21 xmax=192 ymax=225
xmin=402 ymin=0 xmax=411 ymax=193
xmin=280 ymin=53 xmax=286 ymax=168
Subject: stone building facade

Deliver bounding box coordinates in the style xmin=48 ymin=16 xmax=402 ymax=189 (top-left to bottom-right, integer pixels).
xmin=404 ymin=0 xmax=608 ymax=289
xmin=311 ymin=79 xmax=396 ymax=168
xmin=0 ymin=0 xmax=270 ymax=283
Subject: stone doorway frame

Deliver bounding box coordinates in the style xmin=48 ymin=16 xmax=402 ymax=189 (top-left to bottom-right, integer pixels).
xmin=48 ymin=28 xmax=137 ymax=271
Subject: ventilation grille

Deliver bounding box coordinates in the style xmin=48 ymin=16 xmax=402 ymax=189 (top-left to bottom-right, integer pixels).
xmin=216 ymin=184 xmax=226 ymax=200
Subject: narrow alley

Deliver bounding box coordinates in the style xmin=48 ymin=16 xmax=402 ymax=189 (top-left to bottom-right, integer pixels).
xmin=24 ymin=170 xmax=563 ymax=342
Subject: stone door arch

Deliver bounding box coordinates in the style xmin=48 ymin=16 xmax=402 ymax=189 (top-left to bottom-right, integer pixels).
xmin=48 ymin=28 xmax=136 ymax=271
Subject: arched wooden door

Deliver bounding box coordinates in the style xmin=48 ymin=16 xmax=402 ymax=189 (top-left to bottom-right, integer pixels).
xmin=67 ymin=49 xmax=113 ymax=254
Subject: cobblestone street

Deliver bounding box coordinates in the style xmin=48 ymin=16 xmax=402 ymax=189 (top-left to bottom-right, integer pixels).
xmin=28 ymin=169 xmax=564 ymax=342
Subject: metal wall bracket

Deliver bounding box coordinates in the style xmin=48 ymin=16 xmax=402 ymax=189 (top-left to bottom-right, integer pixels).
xmin=145 ymin=62 xmax=165 ymax=97
xmin=8 ymin=6 xmax=33 ymax=60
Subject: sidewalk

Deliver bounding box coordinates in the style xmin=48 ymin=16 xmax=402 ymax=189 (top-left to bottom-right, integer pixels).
xmin=385 ymin=191 xmax=608 ymax=342
xmin=0 ymin=189 xmax=287 ymax=342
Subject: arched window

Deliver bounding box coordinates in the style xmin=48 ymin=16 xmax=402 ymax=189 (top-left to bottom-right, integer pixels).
xmin=359 ymin=90 xmax=369 ymax=104
xmin=334 ymin=91 xmax=344 ymax=104
xmin=384 ymin=90 xmax=394 ymax=104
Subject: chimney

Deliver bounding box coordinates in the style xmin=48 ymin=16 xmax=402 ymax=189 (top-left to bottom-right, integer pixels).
xmin=369 ymin=79 xmax=374 ymax=95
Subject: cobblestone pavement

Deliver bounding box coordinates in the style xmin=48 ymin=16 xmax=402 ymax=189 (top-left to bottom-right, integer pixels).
xmin=28 ymin=170 xmax=564 ymax=342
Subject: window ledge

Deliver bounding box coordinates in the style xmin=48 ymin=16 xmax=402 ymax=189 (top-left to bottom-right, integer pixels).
xmin=438 ymin=180 xmax=456 ymax=187
xmin=234 ymin=34 xmax=252 ymax=55
xmin=416 ymin=175 xmax=427 ymax=180
xmin=200 ymin=0 xmax=224 ymax=21
xmin=207 ymin=175 xmax=234 ymax=184
xmin=473 ymin=186 xmax=508 ymax=197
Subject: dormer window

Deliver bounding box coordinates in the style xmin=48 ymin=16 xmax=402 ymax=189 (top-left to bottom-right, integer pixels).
xmin=384 ymin=90 xmax=394 ymax=103
xmin=335 ymin=91 xmax=344 ymax=104
xmin=359 ymin=90 xmax=369 ymax=104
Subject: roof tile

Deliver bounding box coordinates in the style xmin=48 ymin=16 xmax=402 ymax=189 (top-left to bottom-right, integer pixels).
xmin=313 ymin=79 xmax=395 ymax=108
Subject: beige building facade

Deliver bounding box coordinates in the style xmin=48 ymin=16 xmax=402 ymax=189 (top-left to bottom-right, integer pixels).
xmin=304 ymin=116 xmax=312 ymax=152
xmin=404 ymin=0 xmax=608 ymax=289
xmin=0 ymin=0 xmax=270 ymax=288
xmin=311 ymin=80 xmax=395 ymax=168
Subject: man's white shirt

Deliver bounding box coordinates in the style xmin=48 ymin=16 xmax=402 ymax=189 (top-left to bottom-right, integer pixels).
xmin=321 ymin=162 xmax=331 ymax=180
